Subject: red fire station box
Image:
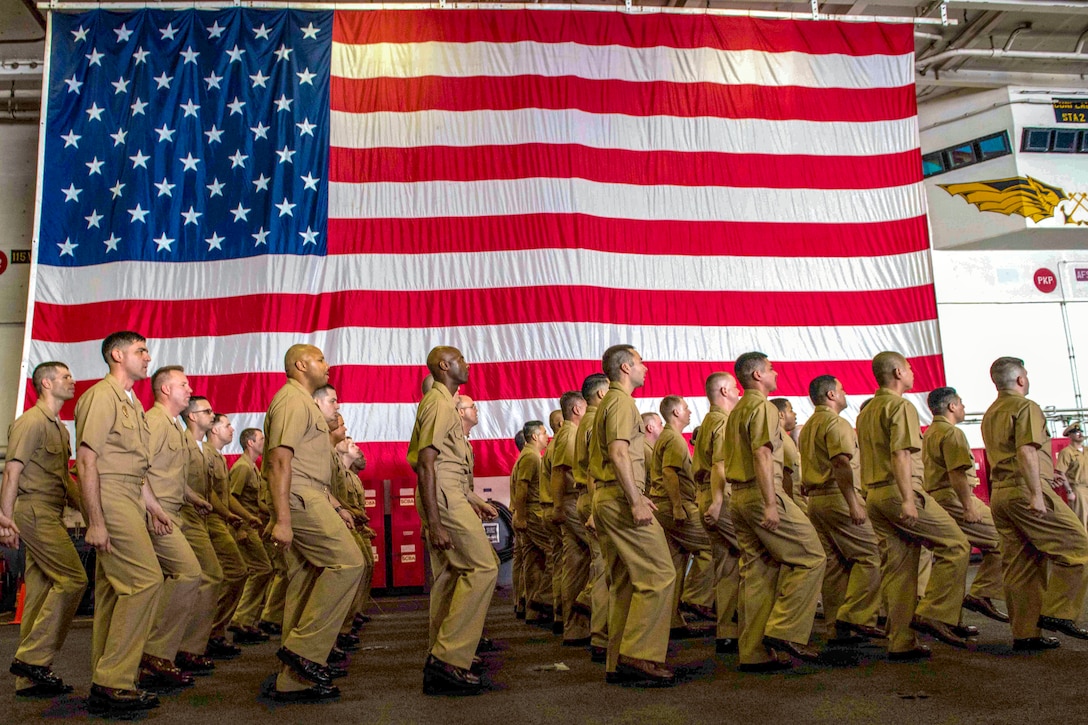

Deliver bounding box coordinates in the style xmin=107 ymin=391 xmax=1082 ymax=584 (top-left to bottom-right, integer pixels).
xmin=389 ymin=478 xmax=426 ymax=588
xmin=361 ymin=478 xmax=385 ymax=590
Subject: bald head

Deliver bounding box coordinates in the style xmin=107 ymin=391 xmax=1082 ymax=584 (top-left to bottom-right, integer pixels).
xmin=284 ymin=343 xmax=330 ymax=392
xmin=426 ymin=346 xmax=469 ymax=390
xmin=285 ymin=344 xmax=320 ymax=374
xmin=872 ymin=351 xmax=908 ymax=387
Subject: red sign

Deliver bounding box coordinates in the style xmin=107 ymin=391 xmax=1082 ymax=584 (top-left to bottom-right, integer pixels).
xmin=1034 ymin=268 xmax=1058 ymax=294
xmin=0 ymin=250 xmax=7 ymax=276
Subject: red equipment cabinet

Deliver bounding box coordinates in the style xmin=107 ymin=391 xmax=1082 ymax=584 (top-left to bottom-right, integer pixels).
xmin=389 ymin=478 xmax=426 ymax=588
xmin=361 ymin=478 xmax=386 ymax=590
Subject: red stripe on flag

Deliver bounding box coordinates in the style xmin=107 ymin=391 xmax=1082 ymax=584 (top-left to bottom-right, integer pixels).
xmin=327 ymin=215 xmax=930 ymax=258
xmin=330 ymin=76 xmax=916 ymax=123
xmin=332 ymin=10 xmax=915 ymax=56
xmin=328 ymin=145 xmax=922 ymax=190
xmin=36 ymin=356 xmax=946 ymax=418
xmin=30 ymin=285 xmax=937 ymax=344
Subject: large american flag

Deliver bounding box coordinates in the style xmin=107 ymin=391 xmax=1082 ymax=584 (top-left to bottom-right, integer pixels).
xmin=25 ymin=7 xmax=940 ymax=479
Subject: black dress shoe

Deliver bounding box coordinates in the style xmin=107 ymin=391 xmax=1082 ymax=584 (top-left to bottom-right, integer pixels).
xmin=589 ymin=645 xmax=607 ymax=663
xmin=888 ymin=645 xmax=932 ymax=662
xmin=763 ymin=636 xmax=821 ymax=663
xmin=951 ymin=623 xmax=980 ymax=638
xmin=175 ymin=651 xmax=215 ymax=674
xmin=552 ymin=621 xmax=565 ymax=636
xmin=87 ymin=685 xmax=160 ymax=714
xmin=835 ymin=620 xmax=886 ymax=640
xmin=476 ymin=637 xmax=499 ymax=654
xmin=9 ymin=659 xmax=70 ymax=689
xmin=738 ymin=658 xmax=793 ymax=673
xmin=1013 ymin=636 xmax=1062 ymax=651
xmin=206 ymin=637 xmax=242 ymax=659
xmin=271 ymin=683 xmax=341 ymax=702
xmin=353 ymin=613 xmax=371 ymax=627
xmin=910 ymin=616 xmax=968 ymax=648
xmin=327 ymin=646 xmax=347 ymax=664
xmin=423 ymin=655 xmax=483 ymax=696
xmin=234 ymin=626 xmax=270 ymax=645
xmin=258 ymin=620 xmax=283 ymax=636
xmin=16 ymin=681 xmax=74 ymax=697
xmin=1038 ymin=616 xmax=1088 ymax=639
xmin=612 ymin=656 xmax=675 ymax=686
xmin=277 ymin=647 xmax=332 ymax=686
xmin=563 ymin=636 xmax=591 ymax=647
xmin=326 ymin=662 xmax=348 ymax=679
xmin=716 ymin=638 xmax=738 ymax=654
xmin=963 ymin=595 xmax=1010 ymax=623
xmin=336 ymin=632 xmax=361 ymax=650
xmin=669 ymin=626 xmax=701 ymax=640
xmin=680 ymin=602 xmax=716 ymax=622
xmin=138 ymin=654 xmax=195 ymax=689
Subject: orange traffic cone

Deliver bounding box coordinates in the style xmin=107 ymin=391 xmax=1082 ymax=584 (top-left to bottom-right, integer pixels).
xmin=12 ymin=581 xmax=26 ymax=625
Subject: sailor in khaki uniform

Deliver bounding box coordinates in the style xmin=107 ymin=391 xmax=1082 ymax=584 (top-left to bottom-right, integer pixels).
xmin=694 ymin=372 xmax=741 ymax=654
xmin=409 ymin=346 xmax=497 ymax=695
xmin=1056 ymin=422 xmax=1088 ymax=529
xmin=178 ymin=397 xmax=228 ymax=668
xmin=512 ymin=421 xmax=552 ymax=624
xmin=75 ymin=331 xmax=163 ymax=714
xmin=857 ymin=352 xmax=971 ymax=660
xmin=726 ymin=352 xmax=825 ymax=671
xmin=549 ymin=391 xmax=593 ymax=645
xmin=772 ymin=399 xmax=807 ymax=513
xmin=981 ymin=356 xmax=1088 ymax=649
xmin=204 ymin=415 xmax=250 ymax=652
xmin=228 ymin=428 xmax=274 ymax=641
xmin=541 ymin=409 xmax=565 ymax=623
xmin=2 ymin=362 xmax=86 ymax=697
xmin=575 ymin=374 xmax=610 ymax=661
xmin=642 ymin=413 xmax=663 ymax=497
xmin=138 ymin=366 xmax=204 ymax=689
xmin=922 ymin=387 xmax=1010 ymax=624
xmin=798 ymin=376 xmax=883 ymax=643
xmin=590 ymin=345 xmax=676 ymax=686
xmin=264 ymin=344 xmax=364 ymax=702
xmin=649 ymin=396 xmax=713 ymax=636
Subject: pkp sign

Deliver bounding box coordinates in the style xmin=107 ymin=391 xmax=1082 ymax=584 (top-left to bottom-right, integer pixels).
xmin=1034 ymin=268 xmax=1058 ymax=294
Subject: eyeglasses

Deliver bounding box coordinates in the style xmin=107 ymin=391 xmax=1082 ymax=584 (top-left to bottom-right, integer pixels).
xmin=192 ymin=409 xmax=213 ymax=415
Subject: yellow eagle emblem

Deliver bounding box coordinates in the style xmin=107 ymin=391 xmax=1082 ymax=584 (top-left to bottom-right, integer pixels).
xmin=939 ymin=176 xmax=1068 ymax=223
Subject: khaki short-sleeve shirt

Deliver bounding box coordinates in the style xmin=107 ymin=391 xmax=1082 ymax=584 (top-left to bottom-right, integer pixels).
xmin=573 ymin=406 xmax=598 ymax=487
xmin=7 ymin=400 xmax=71 ymax=503
xmin=724 ymin=389 xmax=782 ymax=486
xmin=512 ymin=446 xmax=541 ymax=507
xmin=1057 ymin=445 xmax=1088 ymax=487
xmin=549 ymin=423 xmax=577 ymax=494
xmin=650 ymin=426 xmax=696 ymax=502
xmin=145 ymin=402 xmax=188 ymax=509
xmin=230 ymin=454 xmax=263 ymax=517
xmin=204 ymin=444 xmax=231 ymax=508
xmin=799 ymin=405 xmax=859 ymax=491
xmin=693 ymin=405 xmax=728 ymax=486
xmin=589 ymin=384 xmax=646 ymax=486
xmin=856 ymin=387 xmax=923 ymax=490
xmin=782 ymin=433 xmax=800 ymax=475
xmin=922 ymin=418 xmax=976 ymax=492
xmin=184 ymin=429 xmax=209 ymax=499
xmin=263 ymin=378 xmax=332 ymax=490
xmin=406 ymin=384 xmax=470 ymax=486
xmin=982 ymin=391 xmax=1055 ymax=486
xmin=74 ymin=375 xmax=151 ymax=480
xmin=540 ymin=436 xmax=556 ymax=504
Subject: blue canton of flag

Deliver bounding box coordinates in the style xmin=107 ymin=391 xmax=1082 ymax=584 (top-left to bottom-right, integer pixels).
xmin=40 ymin=8 xmax=331 ymax=266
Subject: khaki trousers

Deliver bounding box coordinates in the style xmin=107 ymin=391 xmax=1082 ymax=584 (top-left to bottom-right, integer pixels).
xmin=512 ymin=530 xmax=526 ymax=612
xmin=557 ymin=495 xmax=592 ymax=642
xmin=867 ymin=485 xmax=969 ymax=653
xmin=12 ymin=498 xmax=88 ymax=692
xmin=524 ymin=505 xmax=553 ymax=618
xmin=277 ymin=486 xmax=365 ymax=692
xmin=697 ymin=486 xmax=740 ymax=640
xmin=929 ymin=488 xmax=1004 ymax=601
xmin=806 ymin=490 xmax=881 ymax=637
xmin=730 ymin=485 xmax=825 ymax=665
xmin=577 ymin=491 xmax=609 ymax=648
xmin=423 ymin=478 xmax=498 ymax=671
xmin=1072 ymin=485 xmax=1088 ymax=531
xmin=653 ymin=498 xmax=712 ymax=628
xmin=260 ymin=537 xmax=288 ymax=625
xmin=592 ymin=485 xmax=674 ymax=671
xmin=231 ymin=525 xmax=273 ymax=628
xmin=681 ymin=549 xmax=715 ymax=609
xmin=340 ymin=531 xmax=373 ymax=635
xmin=991 ymin=483 xmax=1088 ymax=639
xmin=145 ymin=511 xmax=202 ymax=661
xmin=178 ymin=506 xmax=223 ymax=654
xmin=91 ymin=480 xmax=164 ymax=690
xmin=207 ymin=514 xmax=248 ymax=640
xmin=542 ymin=504 xmax=564 ymax=612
